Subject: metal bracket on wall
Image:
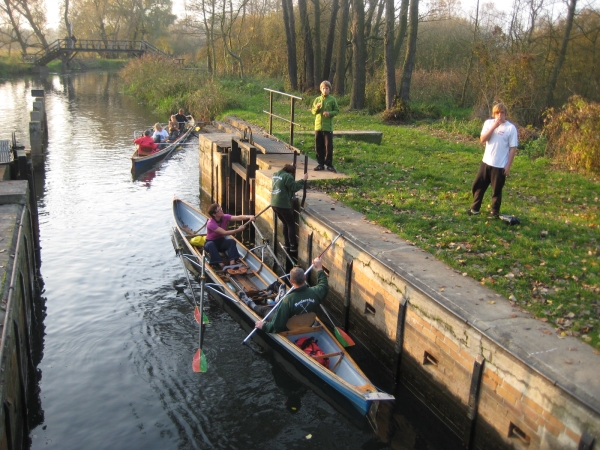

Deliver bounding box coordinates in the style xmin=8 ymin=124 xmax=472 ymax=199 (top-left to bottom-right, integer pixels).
xmin=466 ymin=355 xmax=485 ymax=449
xmin=578 ymin=431 xmax=595 ymax=450
xmin=343 ymin=260 xmax=353 ymax=331
xmin=393 ymin=295 xmax=409 ymax=384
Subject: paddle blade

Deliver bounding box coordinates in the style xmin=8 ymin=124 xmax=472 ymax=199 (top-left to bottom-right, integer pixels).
xmin=192 ymin=349 xmax=208 ymax=372
xmin=194 ymin=306 xmax=201 ymax=323
xmin=202 ymin=313 xmax=210 ymax=324
xmin=335 ymin=327 xmax=355 ymax=347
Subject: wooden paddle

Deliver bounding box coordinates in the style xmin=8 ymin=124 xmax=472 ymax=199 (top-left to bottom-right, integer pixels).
xmin=192 ymin=250 xmax=208 ymax=373
xmin=320 ymin=304 xmax=355 ymax=347
xmin=243 ymin=233 xmax=342 ymax=344
xmin=300 ymin=154 xmax=308 ymax=209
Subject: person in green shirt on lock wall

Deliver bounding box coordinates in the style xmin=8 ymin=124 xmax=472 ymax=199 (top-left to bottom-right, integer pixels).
xmin=270 ymin=164 xmax=308 ymax=255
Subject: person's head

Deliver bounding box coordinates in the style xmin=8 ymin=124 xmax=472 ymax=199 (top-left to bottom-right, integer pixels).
xmin=289 ymin=266 xmax=306 ymax=287
xmin=144 ymin=129 xmax=152 ymax=137
xmin=320 ymin=80 xmax=331 ymax=96
xmin=492 ymin=103 xmax=508 ymax=121
xmin=178 ymin=109 xmax=185 ymax=115
xmin=282 ymin=164 xmax=295 ymax=175
xmin=154 ymin=123 xmax=162 ymax=131
xmin=208 ymin=203 xmax=223 ymax=220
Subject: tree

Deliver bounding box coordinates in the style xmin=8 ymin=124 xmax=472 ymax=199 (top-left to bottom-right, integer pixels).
xmin=281 ymin=0 xmax=298 ymax=88
xmin=321 ymin=0 xmax=338 ymax=81
xmin=545 ymin=0 xmax=577 ymax=107
xmin=384 ymin=0 xmax=395 ymax=108
xmin=333 ymin=0 xmax=349 ymax=94
xmin=298 ymin=0 xmax=315 ymax=88
xmin=398 ymin=0 xmax=419 ymax=102
xmin=350 ymin=0 xmax=366 ymax=108
xmin=1 ymin=0 xmax=28 ymax=55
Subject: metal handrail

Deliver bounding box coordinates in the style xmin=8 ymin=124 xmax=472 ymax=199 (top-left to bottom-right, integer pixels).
xmin=263 ymin=88 xmax=303 ymax=147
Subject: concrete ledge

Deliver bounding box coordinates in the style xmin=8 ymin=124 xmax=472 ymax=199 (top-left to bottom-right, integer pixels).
xmin=0 ymin=181 xmax=29 ymax=205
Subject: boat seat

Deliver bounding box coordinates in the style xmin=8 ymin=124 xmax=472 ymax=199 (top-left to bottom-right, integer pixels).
xmin=279 ymin=325 xmax=323 ymax=336
xmin=286 ymin=312 xmax=317 ymax=331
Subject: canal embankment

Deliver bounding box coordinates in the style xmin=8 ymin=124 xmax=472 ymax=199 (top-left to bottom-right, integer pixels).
xmin=200 ymin=116 xmax=600 ymax=449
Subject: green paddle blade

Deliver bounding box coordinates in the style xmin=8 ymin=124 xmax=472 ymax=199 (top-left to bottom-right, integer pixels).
xmin=192 ymin=349 xmax=208 ymax=373
xmin=202 ymin=313 xmax=210 ymax=324
xmin=335 ymin=327 xmax=355 ymax=347
xmin=194 ymin=307 xmax=210 ymax=324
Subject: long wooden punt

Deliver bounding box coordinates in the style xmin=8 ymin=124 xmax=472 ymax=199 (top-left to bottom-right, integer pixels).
xmin=172 ymin=198 xmax=395 ymax=416
xmin=131 ymin=116 xmax=195 ymax=176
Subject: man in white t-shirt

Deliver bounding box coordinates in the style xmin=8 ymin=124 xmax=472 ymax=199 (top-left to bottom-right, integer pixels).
xmin=468 ymin=103 xmax=518 ymax=218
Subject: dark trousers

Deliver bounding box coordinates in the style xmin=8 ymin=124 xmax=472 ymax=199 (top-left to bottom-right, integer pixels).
xmin=315 ymin=131 xmax=334 ymax=166
xmin=471 ymin=162 xmax=506 ymax=214
xmin=205 ymin=237 xmax=240 ymax=264
xmin=273 ymin=206 xmax=297 ymax=249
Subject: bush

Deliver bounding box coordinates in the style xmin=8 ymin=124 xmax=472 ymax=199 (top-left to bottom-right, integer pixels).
xmin=543 ymin=96 xmax=600 ymax=173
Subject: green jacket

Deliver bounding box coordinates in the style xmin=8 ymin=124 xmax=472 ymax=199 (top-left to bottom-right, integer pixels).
xmin=262 ymin=270 xmax=328 ymax=333
xmin=270 ymin=169 xmax=305 ymax=209
xmin=311 ymin=94 xmax=339 ymax=132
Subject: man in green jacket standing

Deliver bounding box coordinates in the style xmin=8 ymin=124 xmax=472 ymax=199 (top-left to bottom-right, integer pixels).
xmin=255 ymin=257 xmax=328 ymax=333
xmin=271 ymin=163 xmax=308 ymax=254
xmin=311 ymin=80 xmax=339 ymax=173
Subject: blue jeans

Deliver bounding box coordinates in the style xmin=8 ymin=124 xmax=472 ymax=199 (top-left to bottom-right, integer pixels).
xmin=205 ymin=237 xmax=240 ymax=264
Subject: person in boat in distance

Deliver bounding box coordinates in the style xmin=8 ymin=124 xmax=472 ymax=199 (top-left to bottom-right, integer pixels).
xmin=133 ymin=129 xmax=158 ymax=155
xmin=174 ymin=108 xmax=189 ymax=132
xmin=254 ymin=256 xmax=328 ymax=333
xmin=205 ymin=203 xmax=255 ymax=268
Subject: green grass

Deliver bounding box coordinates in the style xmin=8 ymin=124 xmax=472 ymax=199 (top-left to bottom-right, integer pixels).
xmin=223 ymin=93 xmax=600 ymax=351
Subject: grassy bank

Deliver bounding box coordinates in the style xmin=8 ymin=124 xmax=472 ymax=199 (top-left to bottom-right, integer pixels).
xmin=120 ymin=69 xmax=599 ymax=350
xmin=224 ymin=88 xmax=600 ymax=351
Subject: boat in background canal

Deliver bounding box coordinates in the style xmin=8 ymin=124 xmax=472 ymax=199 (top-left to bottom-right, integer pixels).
xmin=131 ymin=116 xmax=195 ymax=177
xmin=171 ymin=198 xmax=395 ymax=418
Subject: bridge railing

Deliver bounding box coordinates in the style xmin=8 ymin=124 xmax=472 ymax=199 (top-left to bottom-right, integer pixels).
xmin=23 ymin=39 xmax=170 ymax=64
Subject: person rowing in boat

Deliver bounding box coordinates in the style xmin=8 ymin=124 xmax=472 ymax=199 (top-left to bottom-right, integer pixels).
xmin=205 ymin=203 xmax=255 ymax=268
xmin=134 ymin=129 xmax=158 ymax=156
xmin=254 ymin=257 xmax=328 ymax=333
xmin=175 ymin=108 xmax=189 ymax=132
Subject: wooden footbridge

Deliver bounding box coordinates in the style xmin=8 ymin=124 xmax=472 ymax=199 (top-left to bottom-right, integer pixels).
xmin=23 ymin=39 xmax=182 ymax=66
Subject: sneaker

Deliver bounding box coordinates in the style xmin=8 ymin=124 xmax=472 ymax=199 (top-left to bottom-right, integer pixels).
xmin=314 ymin=165 xmax=325 ymax=171
xmin=487 ymin=212 xmax=499 ymax=219
xmin=274 ymin=284 xmax=287 ymax=302
xmin=466 ymin=209 xmax=480 ymax=216
xmin=239 ymin=291 xmax=250 ymax=304
xmin=326 ymin=165 xmax=337 ymax=173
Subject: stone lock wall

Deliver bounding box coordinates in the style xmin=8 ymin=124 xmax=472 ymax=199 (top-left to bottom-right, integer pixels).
xmin=209 ymin=147 xmax=600 ymax=450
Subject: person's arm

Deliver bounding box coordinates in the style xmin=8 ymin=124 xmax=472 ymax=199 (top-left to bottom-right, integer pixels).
xmin=504 ymin=147 xmax=517 ymax=176
xmin=258 ymin=299 xmax=291 ymax=333
xmin=230 ymin=214 xmax=255 ymax=222
xmin=480 ymin=119 xmax=500 ymax=144
xmin=211 ymin=223 xmax=247 ymax=237
xmin=286 ymin=172 xmax=307 ymax=193
xmin=311 ymin=97 xmax=322 ymax=115
xmin=328 ymin=98 xmax=339 ymax=118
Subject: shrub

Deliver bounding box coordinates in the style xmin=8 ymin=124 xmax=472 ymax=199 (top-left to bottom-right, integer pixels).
xmin=543 ymin=96 xmax=600 ymax=174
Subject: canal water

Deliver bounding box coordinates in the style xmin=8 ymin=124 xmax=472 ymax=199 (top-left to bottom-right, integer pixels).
xmin=0 ymin=72 xmax=463 ymax=449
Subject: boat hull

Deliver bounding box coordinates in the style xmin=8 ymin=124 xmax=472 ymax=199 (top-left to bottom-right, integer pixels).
xmin=172 ymin=198 xmax=394 ymax=416
xmin=131 ymin=118 xmax=195 ymax=176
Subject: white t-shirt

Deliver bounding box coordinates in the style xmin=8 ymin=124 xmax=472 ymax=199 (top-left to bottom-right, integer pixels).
xmin=153 ymin=129 xmax=169 ymax=142
xmin=481 ymin=119 xmax=518 ymax=168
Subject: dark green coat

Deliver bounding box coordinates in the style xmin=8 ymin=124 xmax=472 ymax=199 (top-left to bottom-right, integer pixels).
xmin=262 ymin=270 xmax=328 ymax=333
xmin=270 ymin=169 xmax=305 ymax=209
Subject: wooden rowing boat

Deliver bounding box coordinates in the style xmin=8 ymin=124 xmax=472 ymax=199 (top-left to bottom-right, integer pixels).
xmin=131 ymin=116 xmax=195 ymax=176
xmin=172 ymin=198 xmax=395 ymax=416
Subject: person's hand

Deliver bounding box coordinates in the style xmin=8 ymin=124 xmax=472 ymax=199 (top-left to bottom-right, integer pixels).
xmin=248 ymin=215 xmax=255 ymax=222
xmin=255 ymin=321 xmax=264 ymax=329
xmin=504 ymin=166 xmax=511 ymax=176
xmin=323 ymin=111 xmax=330 ymax=117
xmin=303 ymin=173 xmax=308 ymax=181
xmin=313 ymin=256 xmax=322 ymax=270
xmin=238 ymin=224 xmax=246 ymax=232
xmin=316 ymin=102 xmax=322 ymax=110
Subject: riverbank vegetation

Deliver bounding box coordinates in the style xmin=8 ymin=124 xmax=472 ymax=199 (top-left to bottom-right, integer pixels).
xmin=120 ymin=62 xmax=599 ymax=349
